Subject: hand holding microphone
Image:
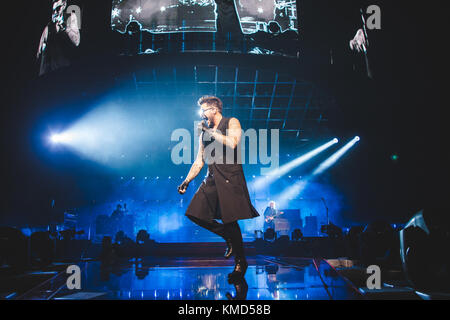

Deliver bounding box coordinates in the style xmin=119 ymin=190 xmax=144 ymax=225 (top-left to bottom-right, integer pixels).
xmin=177 ymin=180 xmax=189 ymax=194
xmin=197 ymin=121 xmax=210 ymax=133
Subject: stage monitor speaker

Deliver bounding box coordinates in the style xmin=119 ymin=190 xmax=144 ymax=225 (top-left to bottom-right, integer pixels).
xmin=399 ymin=207 xmax=450 ymax=292
xmin=274 ymin=218 xmax=290 ymax=235
xmin=264 ymin=228 xmax=276 ymax=241
xmin=280 ymin=209 xmax=302 ymax=230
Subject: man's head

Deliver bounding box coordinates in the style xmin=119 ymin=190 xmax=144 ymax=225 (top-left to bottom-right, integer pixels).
xmin=52 ymin=0 xmax=67 ymax=24
xmin=269 ymin=201 xmax=276 ymax=209
xmin=198 ymin=95 xmax=223 ymax=122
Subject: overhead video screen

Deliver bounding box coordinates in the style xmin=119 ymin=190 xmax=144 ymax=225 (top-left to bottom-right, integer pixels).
xmin=37 ymin=0 xmax=82 ymax=76
xmin=111 ymin=0 xmax=298 ymax=34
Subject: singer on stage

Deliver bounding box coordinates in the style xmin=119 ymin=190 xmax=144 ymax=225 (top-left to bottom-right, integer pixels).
xmin=37 ymin=0 xmax=80 ymax=76
xmin=177 ymin=95 xmax=259 ymax=279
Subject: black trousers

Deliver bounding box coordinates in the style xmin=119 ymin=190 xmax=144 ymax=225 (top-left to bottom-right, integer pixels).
xmin=187 ymin=215 xmax=245 ymax=259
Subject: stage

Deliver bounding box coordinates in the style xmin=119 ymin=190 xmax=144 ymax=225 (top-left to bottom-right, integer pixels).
xmin=15 ymin=256 xmax=362 ymax=300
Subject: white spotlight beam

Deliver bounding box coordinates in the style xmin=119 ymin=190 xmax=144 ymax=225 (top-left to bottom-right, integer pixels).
xmin=312 ymin=136 xmax=360 ymax=176
xmin=47 ymin=103 xmax=160 ymax=168
xmin=252 ymin=138 xmax=338 ymax=191
xmin=273 ymin=179 xmax=309 ymax=210
xmin=270 ymin=137 xmax=359 ymax=211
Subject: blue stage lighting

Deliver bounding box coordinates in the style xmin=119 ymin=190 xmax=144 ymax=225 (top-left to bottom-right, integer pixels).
xmin=251 ymin=138 xmax=338 ymax=191
xmin=312 ymin=136 xmax=360 ymax=176
xmin=273 ymin=179 xmax=309 ymax=209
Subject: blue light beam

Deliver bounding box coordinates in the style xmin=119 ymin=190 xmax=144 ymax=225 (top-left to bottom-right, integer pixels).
xmin=312 ymin=136 xmax=360 ymax=176
xmin=251 ymin=138 xmax=338 ymax=191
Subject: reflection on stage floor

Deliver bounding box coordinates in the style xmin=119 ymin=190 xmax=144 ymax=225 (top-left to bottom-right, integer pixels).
xmin=48 ymin=256 xmax=361 ymax=300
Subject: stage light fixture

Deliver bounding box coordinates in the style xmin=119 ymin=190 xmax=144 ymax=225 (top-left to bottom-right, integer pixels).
xmin=292 ymin=229 xmax=303 ymax=241
xmin=50 ymin=132 xmax=70 ymax=144
xmin=50 ymin=134 xmax=61 ymax=143
xmin=264 ymin=228 xmax=276 ymax=241
xmin=254 ymin=230 xmax=263 ymax=240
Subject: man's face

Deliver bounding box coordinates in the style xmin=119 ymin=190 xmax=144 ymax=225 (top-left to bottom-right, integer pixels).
xmin=200 ymin=103 xmax=216 ymax=121
xmin=52 ymin=0 xmax=67 ymax=23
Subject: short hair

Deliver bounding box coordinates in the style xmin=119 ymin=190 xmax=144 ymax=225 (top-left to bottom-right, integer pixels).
xmin=52 ymin=0 xmax=67 ymax=8
xmin=197 ymin=95 xmax=223 ymax=113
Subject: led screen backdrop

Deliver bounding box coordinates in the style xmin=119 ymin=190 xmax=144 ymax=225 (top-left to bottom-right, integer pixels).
xmin=111 ymin=0 xmax=298 ymax=34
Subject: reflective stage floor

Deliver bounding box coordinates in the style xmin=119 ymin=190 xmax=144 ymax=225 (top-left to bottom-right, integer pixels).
xmin=24 ymin=256 xmax=363 ymax=300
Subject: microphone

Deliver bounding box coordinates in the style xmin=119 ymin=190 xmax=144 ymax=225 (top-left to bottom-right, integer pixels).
xmin=197 ymin=117 xmax=209 ymax=136
xmin=202 ymin=114 xmax=212 ymax=128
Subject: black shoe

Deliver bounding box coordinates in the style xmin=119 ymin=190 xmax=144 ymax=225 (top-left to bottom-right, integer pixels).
xmin=228 ymin=258 xmax=248 ymax=279
xmin=224 ymin=239 xmax=233 ymax=259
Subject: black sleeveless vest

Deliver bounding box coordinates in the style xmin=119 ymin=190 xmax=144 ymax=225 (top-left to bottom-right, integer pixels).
xmin=39 ymin=22 xmax=74 ymax=76
xmin=187 ymin=116 xmax=260 ymax=223
xmin=202 ymin=116 xmax=241 ymax=179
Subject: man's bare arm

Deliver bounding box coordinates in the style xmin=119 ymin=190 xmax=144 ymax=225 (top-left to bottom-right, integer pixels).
xmin=185 ymin=136 xmax=205 ymax=183
xmin=37 ymin=26 xmax=49 ymax=58
xmin=210 ymin=118 xmax=242 ymax=149
xmin=178 ymin=134 xmax=205 ymax=194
